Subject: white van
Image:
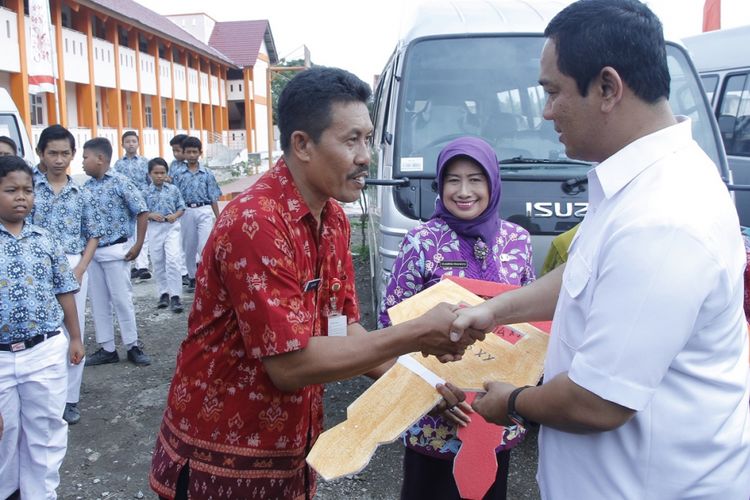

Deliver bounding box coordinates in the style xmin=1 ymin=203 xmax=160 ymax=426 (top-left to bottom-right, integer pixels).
xmin=366 ymin=0 xmax=729 ymax=308
xmin=683 ymin=25 xmax=750 ymax=225
xmin=0 ymin=88 xmax=35 ymax=165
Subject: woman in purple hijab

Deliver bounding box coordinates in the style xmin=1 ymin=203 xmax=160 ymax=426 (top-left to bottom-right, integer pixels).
xmin=378 ymin=136 xmax=535 ymax=500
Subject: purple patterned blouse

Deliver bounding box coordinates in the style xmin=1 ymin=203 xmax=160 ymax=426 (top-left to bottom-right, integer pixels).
xmin=378 ymin=216 xmax=535 ymax=459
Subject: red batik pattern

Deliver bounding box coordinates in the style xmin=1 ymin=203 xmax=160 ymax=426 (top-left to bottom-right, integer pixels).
xmin=150 ymin=158 xmax=360 ymax=499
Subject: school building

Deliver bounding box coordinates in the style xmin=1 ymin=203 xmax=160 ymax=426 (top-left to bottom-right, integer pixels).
xmin=0 ymin=0 xmax=278 ymax=174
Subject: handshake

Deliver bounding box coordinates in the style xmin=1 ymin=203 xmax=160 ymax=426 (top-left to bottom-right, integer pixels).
xmin=408 ymin=300 xmax=498 ymax=361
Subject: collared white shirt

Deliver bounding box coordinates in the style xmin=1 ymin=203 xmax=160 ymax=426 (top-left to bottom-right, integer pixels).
xmin=538 ymin=118 xmax=750 ymax=499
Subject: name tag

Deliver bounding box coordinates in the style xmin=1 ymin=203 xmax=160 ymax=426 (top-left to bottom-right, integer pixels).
xmin=303 ymin=278 xmax=321 ymax=292
xmin=327 ymin=314 xmax=347 ymax=337
xmin=440 ymin=260 xmax=468 ymax=269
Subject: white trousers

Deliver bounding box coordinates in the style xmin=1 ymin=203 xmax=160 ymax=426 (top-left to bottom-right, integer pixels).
xmin=87 ymin=243 xmax=139 ymax=351
xmin=63 ymin=254 xmax=87 ymax=403
xmin=182 ymin=205 xmax=215 ymax=278
xmin=0 ymin=333 xmax=68 ymax=500
xmin=129 ymin=233 xmax=150 ymax=270
xmin=148 ymin=220 xmax=182 ymax=298
xmin=179 ymin=236 xmax=188 ymax=276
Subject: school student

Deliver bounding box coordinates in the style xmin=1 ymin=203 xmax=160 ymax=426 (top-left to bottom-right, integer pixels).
xmin=0 ymin=155 xmax=84 ymax=499
xmin=0 ymin=135 xmax=17 ymax=156
xmin=29 ymin=125 xmax=102 ymax=425
xmin=171 ymin=136 xmax=221 ymax=292
xmin=167 ymin=134 xmax=189 ymax=285
xmin=168 ymin=133 xmax=188 ymax=179
xmin=114 ymin=130 xmax=151 ymax=280
xmin=81 ymin=137 xmax=151 ymax=367
xmin=145 ymin=157 xmax=185 ymax=313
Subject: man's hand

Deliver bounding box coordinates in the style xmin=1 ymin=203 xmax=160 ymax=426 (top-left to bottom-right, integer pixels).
xmin=69 ymin=338 xmax=85 ymax=365
xmin=165 ymin=214 xmax=178 ymax=223
xmin=449 ymin=302 xmax=497 ymax=345
xmin=124 ymin=244 xmax=142 ymax=261
xmin=472 ymin=381 xmax=517 ymax=426
xmin=414 ymin=302 xmax=483 ymax=358
xmin=149 ymin=213 xmax=165 ymax=222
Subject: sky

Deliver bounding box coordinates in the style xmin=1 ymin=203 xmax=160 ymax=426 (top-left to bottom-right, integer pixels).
xmin=135 ymin=0 xmax=750 ymax=86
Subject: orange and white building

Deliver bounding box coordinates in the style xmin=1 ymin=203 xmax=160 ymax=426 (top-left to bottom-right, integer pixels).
xmin=0 ymin=0 xmax=278 ymax=174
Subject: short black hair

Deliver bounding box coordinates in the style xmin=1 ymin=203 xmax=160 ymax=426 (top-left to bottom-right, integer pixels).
xmin=169 ymin=134 xmax=188 ymax=148
xmin=0 ymin=136 xmax=18 ymax=155
xmin=148 ymin=157 xmax=169 ymax=173
xmin=181 ymin=136 xmax=202 ymax=151
xmin=83 ymin=137 xmax=113 ymax=162
xmin=278 ymin=66 xmax=371 ymax=153
xmin=0 ymin=155 xmax=33 ymax=184
xmin=121 ymin=130 xmax=139 ymax=143
xmin=37 ymin=125 xmax=75 ymax=153
xmin=544 ymin=0 xmax=670 ymax=103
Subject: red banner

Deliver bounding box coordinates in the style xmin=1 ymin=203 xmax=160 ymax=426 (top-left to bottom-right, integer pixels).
xmin=703 ymin=0 xmax=721 ymax=32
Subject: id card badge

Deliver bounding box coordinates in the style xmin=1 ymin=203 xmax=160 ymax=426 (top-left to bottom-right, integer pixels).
xmin=327 ymin=278 xmax=347 ymax=336
xmin=327 ymin=313 xmax=347 ymax=337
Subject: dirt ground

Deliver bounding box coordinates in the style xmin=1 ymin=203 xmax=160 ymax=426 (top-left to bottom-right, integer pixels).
xmin=58 ymin=213 xmax=541 ymax=500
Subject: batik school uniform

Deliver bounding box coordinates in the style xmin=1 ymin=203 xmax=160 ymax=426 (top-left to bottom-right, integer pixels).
xmin=31 ymin=164 xmax=45 ymax=184
xmin=144 ymin=183 xmax=186 ymax=302
xmin=30 ymin=174 xmax=102 ymax=408
xmin=171 ymin=163 xmax=221 ymax=279
xmin=83 ymin=171 xmax=148 ymax=353
xmin=114 ymin=154 xmax=151 ymax=272
xmin=168 ymin=158 xmax=187 ymax=178
xmin=0 ymin=223 xmax=79 ymax=499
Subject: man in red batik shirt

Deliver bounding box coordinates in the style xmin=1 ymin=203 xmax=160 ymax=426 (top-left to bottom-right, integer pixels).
xmin=149 ymin=67 xmax=481 ymax=500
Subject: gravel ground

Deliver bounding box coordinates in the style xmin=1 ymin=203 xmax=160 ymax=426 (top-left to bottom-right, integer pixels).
xmin=57 ymin=214 xmax=541 ymax=500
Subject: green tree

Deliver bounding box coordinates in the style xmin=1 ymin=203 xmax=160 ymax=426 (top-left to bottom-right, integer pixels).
xmin=271 ymin=59 xmax=310 ymax=123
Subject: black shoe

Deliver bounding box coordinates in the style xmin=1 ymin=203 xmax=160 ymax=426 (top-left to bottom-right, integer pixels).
xmin=182 ymin=274 xmax=190 ymax=286
xmin=63 ymin=402 xmax=81 ymax=425
xmin=138 ymin=268 xmax=152 ymax=280
xmin=85 ymin=348 xmax=119 ymax=366
xmin=187 ymin=278 xmax=196 ymax=293
xmin=170 ymin=296 xmax=184 ymax=313
xmin=127 ymin=344 xmax=151 ymax=366
xmin=157 ymin=293 xmax=170 ymax=309
xmin=130 ymin=268 xmax=138 ymax=279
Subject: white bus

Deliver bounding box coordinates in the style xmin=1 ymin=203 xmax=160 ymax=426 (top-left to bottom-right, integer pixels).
xmin=684 ymin=25 xmax=750 ymax=225
xmin=366 ymin=0 xmax=729 ymax=309
xmin=0 ymin=88 xmax=35 ymax=164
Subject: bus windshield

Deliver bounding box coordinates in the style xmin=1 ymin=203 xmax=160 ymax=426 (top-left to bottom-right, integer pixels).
xmin=394 ymin=36 xmax=723 ymax=177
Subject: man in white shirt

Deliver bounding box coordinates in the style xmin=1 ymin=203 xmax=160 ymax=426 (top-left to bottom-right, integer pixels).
xmin=448 ymin=0 xmax=750 ymax=498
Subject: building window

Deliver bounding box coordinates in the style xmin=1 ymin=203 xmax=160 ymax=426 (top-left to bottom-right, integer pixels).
xmin=29 ymin=94 xmax=44 ymax=126
xmin=126 ymin=103 xmax=132 ymax=128
xmin=145 ymin=105 xmax=153 ymax=128
xmin=162 ymin=106 xmax=167 ymax=127
xmin=189 ymin=110 xmax=194 ymax=129
xmin=230 ymin=84 xmax=233 ymax=92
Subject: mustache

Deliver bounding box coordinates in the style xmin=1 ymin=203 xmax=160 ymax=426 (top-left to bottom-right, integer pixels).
xmin=347 ymin=168 xmax=369 ymax=179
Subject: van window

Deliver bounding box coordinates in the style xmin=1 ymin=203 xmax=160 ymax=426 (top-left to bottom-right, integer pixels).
xmin=394 ymin=36 xmax=722 ymax=179
xmin=717 ymin=72 xmax=750 ymax=157
xmin=0 ymin=114 xmax=25 ymax=157
xmin=700 ymin=74 xmax=719 ymax=104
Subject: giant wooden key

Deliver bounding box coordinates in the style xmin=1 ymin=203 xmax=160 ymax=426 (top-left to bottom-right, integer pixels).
xmin=306 ymin=279 xmax=549 ymax=481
